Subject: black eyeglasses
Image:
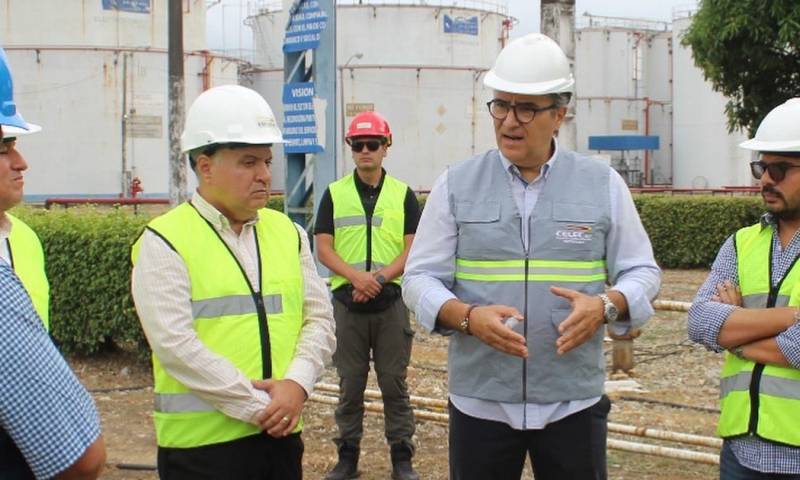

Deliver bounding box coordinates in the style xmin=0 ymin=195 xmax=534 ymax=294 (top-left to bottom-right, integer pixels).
xmin=350 ymin=139 xmax=383 ymax=152
xmin=750 ymin=160 xmax=800 ymax=182
xmin=486 ymin=99 xmax=558 ymax=124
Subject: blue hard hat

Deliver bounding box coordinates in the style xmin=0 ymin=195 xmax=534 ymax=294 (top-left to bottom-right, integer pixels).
xmin=0 ymin=47 xmax=40 ymax=134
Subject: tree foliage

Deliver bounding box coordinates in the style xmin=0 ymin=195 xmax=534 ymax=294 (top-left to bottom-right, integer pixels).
xmin=681 ymin=0 xmax=800 ymax=136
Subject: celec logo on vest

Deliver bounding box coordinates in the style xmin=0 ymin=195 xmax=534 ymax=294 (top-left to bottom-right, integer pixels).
xmin=555 ymin=224 xmax=593 ymax=244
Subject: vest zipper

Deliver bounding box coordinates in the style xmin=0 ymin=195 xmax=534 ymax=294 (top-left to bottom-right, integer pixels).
xmin=520 ymin=216 xmax=530 ymax=427
xmin=190 ymin=204 xmax=272 ymax=379
xmin=365 ymin=212 xmax=372 ymax=271
xmin=746 ymin=236 xmax=800 ymax=437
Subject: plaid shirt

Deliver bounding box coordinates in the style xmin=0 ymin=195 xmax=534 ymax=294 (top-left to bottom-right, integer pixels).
xmin=688 ymin=214 xmax=800 ymax=474
xmin=0 ymin=263 xmax=101 ymax=479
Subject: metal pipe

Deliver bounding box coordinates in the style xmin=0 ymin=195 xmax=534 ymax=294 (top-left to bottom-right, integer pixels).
xmin=168 ymin=0 xmax=187 ymax=206
xmin=339 ymin=64 xmax=488 ymax=72
xmin=121 ymin=52 xmax=129 ymax=198
xmin=2 ymin=45 xmax=247 ymax=64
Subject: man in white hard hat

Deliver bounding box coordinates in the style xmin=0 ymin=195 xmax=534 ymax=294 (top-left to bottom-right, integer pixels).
xmin=689 ymin=98 xmax=800 ymax=479
xmin=1 ymin=46 xmax=106 ymax=480
xmin=403 ymin=33 xmax=661 ymax=479
xmin=131 ymin=84 xmax=335 ymax=479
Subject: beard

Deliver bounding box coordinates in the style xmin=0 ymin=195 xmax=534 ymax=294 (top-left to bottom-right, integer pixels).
xmin=764 ymin=185 xmax=800 ymax=221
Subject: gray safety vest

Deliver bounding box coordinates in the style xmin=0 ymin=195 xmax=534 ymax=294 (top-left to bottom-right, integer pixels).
xmin=447 ymin=148 xmax=611 ymax=403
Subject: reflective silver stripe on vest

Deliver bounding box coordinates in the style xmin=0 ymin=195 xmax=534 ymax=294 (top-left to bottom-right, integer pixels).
xmin=720 ymin=371 xmax=752 ymax=398
xmin=333 ymin=216 xmax=384 ymax=228
xmin=154 ymin=392 xmax=216 ymax=413
xmin=720 ymin=372 xmax=800 ymax=400
xmin=191 ymin=294 xmax=283 ymax=319
xmin=760 ymin=375 xmax=800 ymax=400
xmin=346 ymin=261 xmax=386 ymax=271
xmin=742 ymin=294 xmax=788 ymax=308
xmin=456 ymin=265 xmax=607 ymax=276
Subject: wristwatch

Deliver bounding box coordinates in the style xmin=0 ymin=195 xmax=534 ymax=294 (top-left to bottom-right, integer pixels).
xmin=375 ymin=274 xmax=387 ymax=285
xmin=599 ymin=293 xmax=619 ymax=323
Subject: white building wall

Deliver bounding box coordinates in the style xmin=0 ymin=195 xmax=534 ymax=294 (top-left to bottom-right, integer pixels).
xmin=575 ymin=27 xmax=672 ymax=184
xmin=671 ymin=15 xmax=751 ymax=189
xmin=248 ymin=3 xmax=510 ymax=191
xmin=1 ymin=0 xmax=246 ymax=198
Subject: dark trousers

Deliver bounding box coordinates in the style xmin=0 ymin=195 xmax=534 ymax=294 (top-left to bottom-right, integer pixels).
xmin=157 ymin=432 xmax=303 ymax=480
xmin=720 ymin=441 xmax=800 ymax=480
xmin=449 ymin=396 xmax=611 ymax=480
xmin=332 ymin=296 xmax=415 ymax=449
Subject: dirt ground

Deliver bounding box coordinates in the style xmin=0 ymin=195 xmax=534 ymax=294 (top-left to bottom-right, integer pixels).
xmin=70 ymin=269 xmax=723 ymax=479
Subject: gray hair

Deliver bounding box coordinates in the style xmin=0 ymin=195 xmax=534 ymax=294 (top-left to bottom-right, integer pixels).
xmin=548 ymin=93 xmax=572 ymax=108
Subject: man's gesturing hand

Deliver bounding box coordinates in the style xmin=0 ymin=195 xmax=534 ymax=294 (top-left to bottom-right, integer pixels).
xmin=468 ymin=305 xmax=527 ymax=358
xmin=550 ymin=286 xmax=605 ymax=355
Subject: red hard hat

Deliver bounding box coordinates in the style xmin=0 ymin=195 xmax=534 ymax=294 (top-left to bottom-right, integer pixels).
xmin=346 ymin=111 xmax=392 ymax=147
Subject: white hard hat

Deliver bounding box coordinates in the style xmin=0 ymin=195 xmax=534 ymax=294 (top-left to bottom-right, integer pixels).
xmin=483 ymin=33 xmax=575 ymax=96
xmin=740 ymin=98 xmax=800 ymax=152
xmin=2 ymin=123 xmax=42 ymax=137
xmin=181 ymin=84 xmax=285 ymax=154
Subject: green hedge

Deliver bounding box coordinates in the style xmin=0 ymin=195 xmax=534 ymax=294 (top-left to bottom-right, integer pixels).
xmin=13 ymin=206 xmax=151 ymax=355
xmin=10 ymin=194 xmax=765 ymax=355
xmin=634 ymin=195 xmax=764 ymax=268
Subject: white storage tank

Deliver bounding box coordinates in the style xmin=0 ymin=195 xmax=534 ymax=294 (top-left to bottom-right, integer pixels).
xmin=671 ymin=12 xmax=751 ymax=189
xmin=1 ymin=0 xmax=248 ymax=199
xmin=245 ymin=0 xmax=513 ymax=191
xmin=574 ymin=17 xmax=673 ymax=185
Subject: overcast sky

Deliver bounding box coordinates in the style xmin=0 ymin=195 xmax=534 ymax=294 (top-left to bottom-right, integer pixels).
xmin=511 ymin=0 xmax=697 ymax=36
xmin=207 ymin=0 xmax=699 ymax=53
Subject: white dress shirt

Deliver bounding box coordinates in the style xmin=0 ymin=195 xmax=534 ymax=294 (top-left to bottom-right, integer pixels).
xmin=402 ymin=140 xmax=661 ymax=429
xmin=0 ymin=213 xmax=11 ymax=266
xmin=132 ymin=192 xmax=336 ymax=426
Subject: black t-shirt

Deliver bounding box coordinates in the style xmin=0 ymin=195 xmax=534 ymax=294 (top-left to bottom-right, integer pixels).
xmin=314 ymin=169 xmax=421 ymax=312
xmin=314 ymin=169 xmax=420 ymax=236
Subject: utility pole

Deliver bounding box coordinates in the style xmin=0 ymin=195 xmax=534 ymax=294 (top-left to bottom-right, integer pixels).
xmin=541 ymin=0 xmax=576 ymax=151
xmin=168 ymin=0 xmax=188 ymax=205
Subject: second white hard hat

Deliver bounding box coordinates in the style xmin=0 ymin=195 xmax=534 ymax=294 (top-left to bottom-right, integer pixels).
xmin=740 ymin=98 xmax=800 ymax=152
xmin=483 ymin=33 xmax=574 ymax=96
xmin=181 ymin=84 xmax=285 ymax=154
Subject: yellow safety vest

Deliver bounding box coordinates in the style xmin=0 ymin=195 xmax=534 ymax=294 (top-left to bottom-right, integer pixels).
xmin=328 ymin=173 xmax=407 ymax=290
xmin=6 ymin=213 xmax=49 ymax=329
xmin=131 ymin=203 xmax=304 ymax=448
xmin=718 ymin=223 xmax=800 ymax=446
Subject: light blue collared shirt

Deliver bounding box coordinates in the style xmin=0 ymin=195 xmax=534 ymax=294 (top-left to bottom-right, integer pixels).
xmin=402 ymin=139 xmax=661 ymax=429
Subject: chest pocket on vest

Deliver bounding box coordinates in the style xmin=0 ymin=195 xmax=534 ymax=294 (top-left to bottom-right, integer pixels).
xmin=454 ymin=201 xmax=505 ymax=256
xmin=549 ymin=203 xmax=604 ymax=255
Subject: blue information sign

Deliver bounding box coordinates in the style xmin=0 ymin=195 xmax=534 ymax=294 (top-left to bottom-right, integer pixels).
xmin=102 ymin=0 xmax=150 ymax=14
xmin=443 ymin=15 xmax=479 ymax=36
xmin=283 ymin=0 xmax=329 ymax=53
xmin=283 ymin=82 xmax=322 ymax=154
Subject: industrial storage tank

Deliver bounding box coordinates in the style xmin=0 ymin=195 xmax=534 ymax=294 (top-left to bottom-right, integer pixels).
xmin=671 ymin=11 xmax=751 ymax=189
xmin=1 ymin=0 xmax=248 ymax=199
xmin=574 ymin=15 xmax=673 ymax=185
xmin=245 ymin=0 xmax=513 ymax=191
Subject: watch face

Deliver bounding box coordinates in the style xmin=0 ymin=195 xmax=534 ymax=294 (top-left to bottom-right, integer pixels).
xmin=605 ymin=302 xmax=618 ymax=322
xmin=601 ymin=294 xmax=618 ymax=322
xmin=376 ymin=274 xmax=386 ymax=285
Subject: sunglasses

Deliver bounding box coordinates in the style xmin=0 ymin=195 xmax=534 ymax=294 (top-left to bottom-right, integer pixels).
xmin=750 ymin=160 xmax=800 ymax=183
xmin=350 ymin=139 xmax=383 ymax=152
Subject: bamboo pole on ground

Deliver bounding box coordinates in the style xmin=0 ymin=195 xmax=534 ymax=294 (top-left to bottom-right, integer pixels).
xmin=308 ymin=392 xmax=722 ymax=464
